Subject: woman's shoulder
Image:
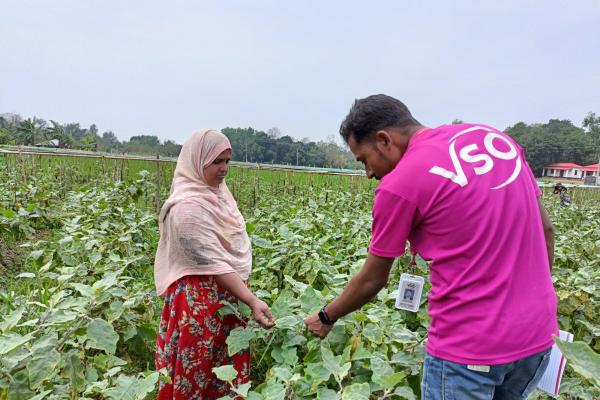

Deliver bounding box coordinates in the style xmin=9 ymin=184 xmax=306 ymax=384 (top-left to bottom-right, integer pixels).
xmin=166 ymin=200 xmax=211 ymax=223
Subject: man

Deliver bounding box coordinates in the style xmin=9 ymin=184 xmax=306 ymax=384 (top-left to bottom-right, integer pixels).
xmin=553 ymin=183 xmax=571 ymax=207
xmin=304 ymin=94 xmax=558 ymax=400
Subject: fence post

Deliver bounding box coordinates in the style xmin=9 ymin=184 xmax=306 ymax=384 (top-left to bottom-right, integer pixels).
xmin=156 ymin=154 xmax=161 ymax=214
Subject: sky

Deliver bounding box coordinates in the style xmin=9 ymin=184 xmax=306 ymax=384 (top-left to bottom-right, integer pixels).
xmin=1 ymin=0 xmax=599 ymax=144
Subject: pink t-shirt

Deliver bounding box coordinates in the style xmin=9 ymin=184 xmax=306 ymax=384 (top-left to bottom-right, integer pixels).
xmin=369 ymin=123 xmax=558 ymax=365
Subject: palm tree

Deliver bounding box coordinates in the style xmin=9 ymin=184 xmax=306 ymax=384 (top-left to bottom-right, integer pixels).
xmin=17 ymin=118 xmax=47 ymax=146
xmin=49 ymin=120 xmax=73 ymax=148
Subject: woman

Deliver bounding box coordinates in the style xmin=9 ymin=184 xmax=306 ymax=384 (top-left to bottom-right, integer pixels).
xmin=154 ymin=129 xmax=273 ymax=399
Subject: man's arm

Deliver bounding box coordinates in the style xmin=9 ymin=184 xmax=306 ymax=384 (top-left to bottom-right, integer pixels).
xmin=538 ymin=197 xmax=554 ymax=272
xmin=304 ymin=253 xmax=394 ymax=337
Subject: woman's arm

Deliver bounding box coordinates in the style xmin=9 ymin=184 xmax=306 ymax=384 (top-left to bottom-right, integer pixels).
xmin=215 ymin=273 xmax=274 ymax=328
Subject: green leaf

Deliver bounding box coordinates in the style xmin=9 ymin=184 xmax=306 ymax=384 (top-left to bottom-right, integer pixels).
xmin=370 ymin=357 xmax=405 ymax=389
xmin=317 ymin=388 xmax=339 ymax=400
xmin=362 ymin=323 xmax=383 ymax=344
xmin=87 ymin=318 xmax=119 ymax=354
xmin=232 ymin=382 xmax=252 ymax=397
xmin=28 ymin=390 xmax=53 ymax=400
xmin=300 ymin=287 xmax=322 ymax=314
xmin=7 ymin=370 xmax=34 ymax=400
xmin=31 ymin=331 xmax=58 ymax=352
xmin=103 ymin=372 xmax=159 ymax=400
xmin=27 ymin=348 xmax=60 ymax=389
xmin=62 ymin=350 xmax=86 ymax=392
xmin=71 ymin=283 xmax=95 ymax=298
xmin=306 ymin=362 xmax=331 ymax=384
xmin=262 ymin=382 xmax=286 ymax=400
xmin=252 ymin=237 xmax=273 ymax=248
xmin=322 ymin=346 xmax=351 ymax=380
xmin=212 ymin=365 xmax=238 ymax=383
xmin=394 ymin=386 xmax=417 ymax=400
xmin=555 ymin=337 xmax=600 ymax=387
xmin=30 ymin=250 xmax=44 ymax=260
xmin=272 ymin=366 xmax=293 ymax=382
xmin=0 ymin=306 xmax=25 ymax=333
xmin=275 ymin=315 xmax=301 ymax=330
xmin=0 ymin=332 xmax=35 ymax=355
xmin=341 ymin=382 xmax=371 ymax=400
xmin=247 ymin=391 xmax=264 ymax=400
xmin=226 ymin=327 xmax=255 ymax=356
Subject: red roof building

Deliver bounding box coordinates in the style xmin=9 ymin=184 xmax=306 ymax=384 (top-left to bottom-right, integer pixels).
xmin=542 ymin=163 xmax=583 ymax=179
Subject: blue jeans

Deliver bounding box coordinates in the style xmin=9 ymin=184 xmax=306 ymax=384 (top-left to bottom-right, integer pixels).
xmin=421 ymin=349 xmax=551 ymax=400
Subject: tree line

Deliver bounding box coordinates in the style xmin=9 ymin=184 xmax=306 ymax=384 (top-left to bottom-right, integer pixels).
xmin=2 ymin=111 xmax=600 ymax=175
xmin=0 ymin=114 xmax=359 ymax=168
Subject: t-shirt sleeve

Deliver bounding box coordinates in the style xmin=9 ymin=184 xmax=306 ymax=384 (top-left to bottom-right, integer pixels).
xmin=369 ymin=189 xmax=420 ymax=258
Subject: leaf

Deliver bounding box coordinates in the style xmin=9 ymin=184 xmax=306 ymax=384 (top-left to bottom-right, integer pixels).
xmin=362 ymin=323 xmax=383 ymax=344
xmin=16 ymin=272 xmax=35 ymax=279
xmin=341 ymin=382 xmax=371 ymax=400
xmin=71 ymin=283 xmax=95 ymax=298
xmin=275 ymin=315 xmax=301 ymax=330
xmin=62 ymin=349 xmax=86 ymax=392
xmin=226 ymin=327 xmax=255 ymax=356
xmin=0 ymin=306 xmax=25 ymax=333
xmin=271 ymin=366 xmax=293 ymax=382
xmin=555 ymin=337 xmax=600 ymax=387
xmin=317 ymin=388 xmax=339 ymax=400
xmin=261 ymin=382 xmax=286 ymax=400
xmin=300 ymin=287 xmax=322 ymax=314
xmin=27 ymin=348 xmax=60 ymax=389
xmin=31 ymin=332 xmax=58 ymax=352
xmin=232 ymin=382 xmax=252 ymax=397
xmin=252 ymin=237 xmax=273 ymax=248
xmin=103 ymin=372 xmax=159 ymax=400
xmin=306 ymin=362 xmax=331 ymax=384
xmin=394 ymin=386 xmax=417 ymax=400
xmin=0 ymin=332 xmax=35 ymax=355
xmin=370 ymin=357 xmax=405 ymax=389
xmin=87 ymin=318 xmax=119 ymax=354
xmin=7 ymin=370 xmax=34 ymax=400
xmin=212 ymin=365 xmax=238 ymax=383
xmin=28 ymin=390 xmax=53 ymax=400
xmin=322 ymin=346 xmax=351 ymax=380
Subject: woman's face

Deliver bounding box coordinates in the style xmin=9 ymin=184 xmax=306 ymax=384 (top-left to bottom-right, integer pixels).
xmin=203 ymin=149 xmax=232 ymax=187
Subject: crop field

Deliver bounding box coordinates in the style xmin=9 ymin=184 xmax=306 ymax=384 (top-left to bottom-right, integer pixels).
xmin=0 ymin=151 xmax=599 ymax=399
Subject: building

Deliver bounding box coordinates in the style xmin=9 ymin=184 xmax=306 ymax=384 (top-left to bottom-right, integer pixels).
xmin=542 ymin=163 xmax=583 ymax=179
xmin=580 ymin=164 xmax=600 ymax=178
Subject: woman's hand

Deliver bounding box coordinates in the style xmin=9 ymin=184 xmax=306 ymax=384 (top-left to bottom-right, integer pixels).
xmin=250 ymin=298 xmax=274 ymax=329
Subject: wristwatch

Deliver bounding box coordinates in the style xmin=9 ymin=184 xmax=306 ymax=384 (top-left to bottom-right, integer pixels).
xmin=318 ymin=305 xmax=337 ymax=325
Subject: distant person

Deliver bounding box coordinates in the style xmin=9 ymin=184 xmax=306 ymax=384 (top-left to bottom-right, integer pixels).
xmin=154 ymin=129 xmax=273 ymax=399
xmin=553 ymin=183 xmax=571 ymax=207
xmin=304 ymin=95 xmax=557 ymax=400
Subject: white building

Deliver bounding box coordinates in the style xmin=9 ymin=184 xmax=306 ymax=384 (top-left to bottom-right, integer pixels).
xmin=542 ymin=163 xmax=583 ymax=179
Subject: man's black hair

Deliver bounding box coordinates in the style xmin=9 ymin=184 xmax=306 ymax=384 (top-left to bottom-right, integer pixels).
xmin=339 ymin=94 xmax=420 ymax=144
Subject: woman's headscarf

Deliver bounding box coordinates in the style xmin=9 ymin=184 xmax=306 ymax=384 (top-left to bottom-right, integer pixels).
xmin=154 ymin=129 xmax=252 ymax=296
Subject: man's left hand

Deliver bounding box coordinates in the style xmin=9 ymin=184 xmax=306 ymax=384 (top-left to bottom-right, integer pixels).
xmin=304 ymin=313 xmax=333 ymax=338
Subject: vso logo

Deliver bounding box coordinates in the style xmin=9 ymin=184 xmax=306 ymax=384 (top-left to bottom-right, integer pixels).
xmin=429 ymin=126 xmax=522 ymax=189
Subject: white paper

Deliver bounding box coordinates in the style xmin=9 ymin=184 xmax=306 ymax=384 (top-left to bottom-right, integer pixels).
xmin=536 ymin=330 xmax=574 ymax=397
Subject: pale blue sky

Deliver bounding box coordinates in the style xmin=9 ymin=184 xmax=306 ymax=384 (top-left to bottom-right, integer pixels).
xmin=1 ymin=0 xmax=599 ymax=143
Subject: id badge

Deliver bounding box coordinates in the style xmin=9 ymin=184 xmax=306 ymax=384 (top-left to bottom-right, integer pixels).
xmin=395 ymin=273 xmax=424 ymax=312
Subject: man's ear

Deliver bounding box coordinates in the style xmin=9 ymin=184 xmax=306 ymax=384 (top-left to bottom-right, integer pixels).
xmin=375 ymin=130 xmax=393 ymax=149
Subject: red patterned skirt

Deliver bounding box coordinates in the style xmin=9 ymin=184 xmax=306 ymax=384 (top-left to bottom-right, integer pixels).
xmin=155 ymin=275 xmax=250 ymax=400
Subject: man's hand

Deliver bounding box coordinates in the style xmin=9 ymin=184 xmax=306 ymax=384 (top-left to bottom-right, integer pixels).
xmin=304 ymin=313 xmax=333 ymax=338
xmin=250 ymin=298 xmax=274 ymax=329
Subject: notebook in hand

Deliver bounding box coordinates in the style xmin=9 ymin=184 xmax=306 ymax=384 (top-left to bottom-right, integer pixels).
xmin=536 ymin=330 xmax=574 ymax=397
